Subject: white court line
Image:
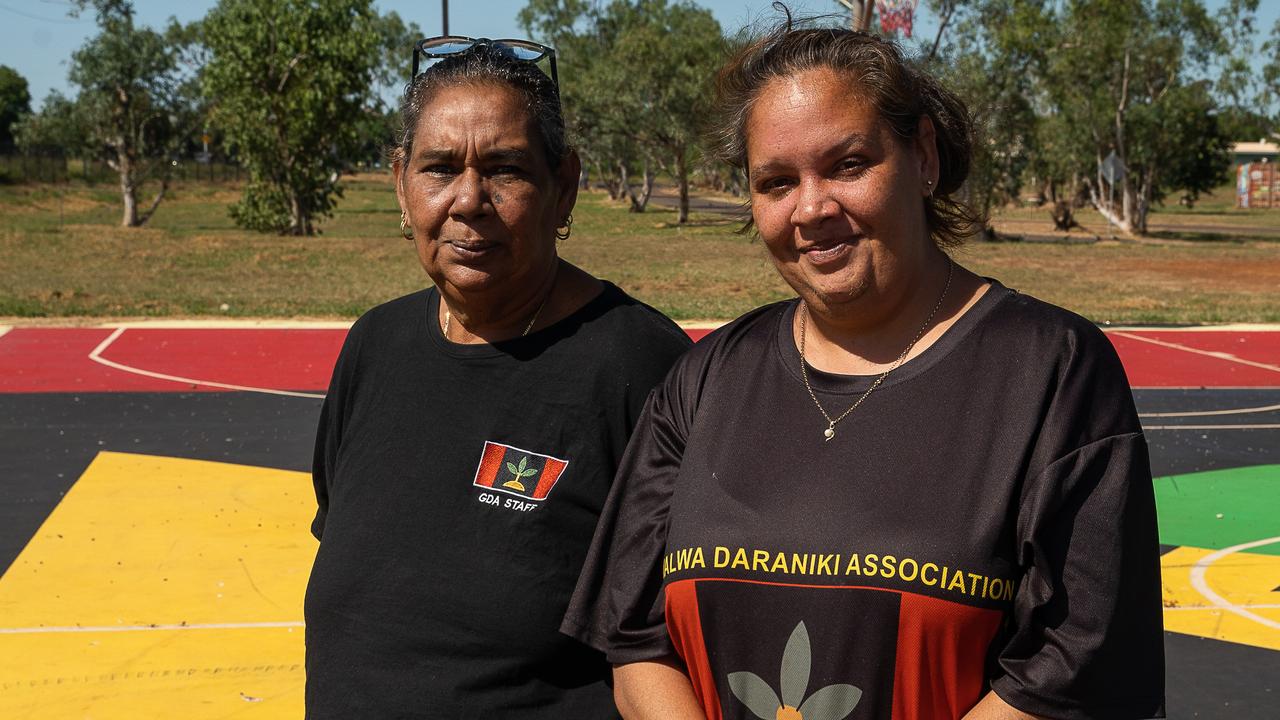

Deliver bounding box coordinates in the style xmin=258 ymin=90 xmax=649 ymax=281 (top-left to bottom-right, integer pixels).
xmin=1106 ymin=324 xmax=1280 ymax=332
xmin=1140 ymin=401 xmax=1280 ymax=418
xmin=0 ymin=621 xmax=304 ymax=635
xmin=1165 ymin=603 xmax=1280 ymax=611
xmin=0 ymin=325 xmax=11 ymax=340
xmin=87 ymin=327 xmax=325 ymax=399
xmin=1190 ymin=536 xmax=1280 ymax=632
xmin=1112 ymin=331 xmax=1280 ymax=374
xmin=1143 ymin=424 xmax=1280 ymax=430
xmin=104 ymin=320 xmax=354 ymax=329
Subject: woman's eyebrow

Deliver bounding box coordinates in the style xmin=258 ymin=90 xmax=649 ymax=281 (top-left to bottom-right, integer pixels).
xmin=749 ymin=133 xmax=874 ymax=178
xmin=480 ymin=148 xmax=534 ymax=164
xmin=413 ymin=149 xmax=457 ymax=165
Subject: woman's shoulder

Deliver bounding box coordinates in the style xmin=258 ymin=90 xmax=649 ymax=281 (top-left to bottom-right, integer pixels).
xmin=587 ymin=282 xmax=692 ymax=351
xmin=656 ymin=299 xmax=791 ymax=390
xmin=343 ymin=288 xmax=434 ymax=347
xmin=979 ymin=282 xmax=1117 ymax=362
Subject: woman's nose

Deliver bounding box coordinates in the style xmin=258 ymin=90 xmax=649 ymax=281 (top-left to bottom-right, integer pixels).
xmin=449 ymin=168 xmax=491 ymax=220
xmin=791 ymin=179 xmax=839 ymax=227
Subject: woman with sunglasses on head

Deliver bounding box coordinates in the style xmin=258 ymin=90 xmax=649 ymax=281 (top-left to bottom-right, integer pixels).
xmin=303 ymin=37 xmax=690 ymax=718
xmin=564 ymin=20 xmax=1164 ymax=720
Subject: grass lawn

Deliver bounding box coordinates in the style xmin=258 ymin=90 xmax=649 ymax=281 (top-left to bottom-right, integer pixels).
xmin=1 ymin=175 xmax=1277 ymax=323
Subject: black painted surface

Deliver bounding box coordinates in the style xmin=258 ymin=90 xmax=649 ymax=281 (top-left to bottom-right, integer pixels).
xmin=0 ymin=392 xmax=321 ymax=571
xmin=1 ymin=387 xmax=1277 ymax=716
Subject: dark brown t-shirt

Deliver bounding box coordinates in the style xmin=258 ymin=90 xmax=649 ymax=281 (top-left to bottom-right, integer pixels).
xmin=565 ymin=282 xmax=1165 ymax=720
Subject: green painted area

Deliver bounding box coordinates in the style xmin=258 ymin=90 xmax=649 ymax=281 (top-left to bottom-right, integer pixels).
xmin=1154 ymin=465 xmax=1280 ymax=556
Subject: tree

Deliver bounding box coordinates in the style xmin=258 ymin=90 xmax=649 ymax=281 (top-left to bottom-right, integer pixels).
xmin=936 ymin=0 xmax=1234 ymax=236
xmin=61 ymin=1 xmax=193 ymax=226
xmin=202 ymin=0 xmax=380 ymax=235
xmin=13 ymin=91 xmax=95 ymax=157
xmin=522 ymin=0 xmax=722 ymax=223
xmin=0 ymin=65 xmax=31 ymax=153
xmin=1263 ymin=18 xmax=1280 ymax=129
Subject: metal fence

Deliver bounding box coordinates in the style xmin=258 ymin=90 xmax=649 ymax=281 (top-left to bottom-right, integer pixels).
xmin=0 ymin=154 xmax=242 ymax=185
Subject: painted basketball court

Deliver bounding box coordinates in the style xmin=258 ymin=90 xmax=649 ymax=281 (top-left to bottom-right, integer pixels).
xmin=0 ymin=323 xmax=1276 ymax=718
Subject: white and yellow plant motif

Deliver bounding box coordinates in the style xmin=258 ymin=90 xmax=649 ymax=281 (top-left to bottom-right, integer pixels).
xmin=727 ymin=621 xmax=863 ymax=720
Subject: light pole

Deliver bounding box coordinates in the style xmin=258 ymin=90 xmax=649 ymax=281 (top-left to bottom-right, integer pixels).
xmin=442 ymin=0 xmax=449 ymax=35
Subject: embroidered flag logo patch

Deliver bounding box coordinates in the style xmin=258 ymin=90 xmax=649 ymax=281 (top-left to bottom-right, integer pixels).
xmin=472 ymin=441 xmax=569 ymax=501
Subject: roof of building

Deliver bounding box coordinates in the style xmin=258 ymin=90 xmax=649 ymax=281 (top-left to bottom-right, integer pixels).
xmin=1232 ymin=140 xmax=1280 ymax=155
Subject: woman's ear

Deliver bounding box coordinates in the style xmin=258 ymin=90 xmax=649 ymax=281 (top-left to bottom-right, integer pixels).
xmin=555 ymin=148 xmax=582 ymax=222
xmin=914 ymin=115 xmax=939 ymax=191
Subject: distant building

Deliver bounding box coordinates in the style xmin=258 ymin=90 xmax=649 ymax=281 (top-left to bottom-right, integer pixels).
xmin=1231 ymin=138 xmax=1279 ymax=165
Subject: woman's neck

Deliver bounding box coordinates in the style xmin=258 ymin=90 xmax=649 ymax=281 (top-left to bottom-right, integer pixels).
xmin=438 ymin=260 xmax=605 ymax=345
xmin=439 ymin=260 xmax=561 ymax=344
xmin=798 ymin=255 xmax=987 ymax=375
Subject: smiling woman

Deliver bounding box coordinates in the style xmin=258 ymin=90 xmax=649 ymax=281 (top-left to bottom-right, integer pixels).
xmin=564 ymin=20 xmax=1167 ymax=720
xmin=301 ymin=37 xmax=691 ymax=718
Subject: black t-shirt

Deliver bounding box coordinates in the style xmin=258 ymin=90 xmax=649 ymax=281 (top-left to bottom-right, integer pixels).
xmin=305 ymin=283 xmax=690 ymax=718
xmin=565 ymin=282 xmax=1165 ymax=720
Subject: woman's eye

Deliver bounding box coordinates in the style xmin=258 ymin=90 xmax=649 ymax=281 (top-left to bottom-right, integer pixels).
xmin=835 ymin=158 xmax=865 ymax=175
xmin=756 ymin=177 xmax=793 ymax=194
xmin=490 ymin=165 xmax=524 ymax=177
xmin=423 ymin=165 xmax=456 ymax=176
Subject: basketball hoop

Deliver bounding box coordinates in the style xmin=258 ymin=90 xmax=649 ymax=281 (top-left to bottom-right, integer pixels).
xmin=876 ymin=0 xmax=918 ymax=38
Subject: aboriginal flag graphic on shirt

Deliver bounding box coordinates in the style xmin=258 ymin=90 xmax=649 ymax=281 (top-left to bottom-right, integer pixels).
xmin=472 ymin=441 xmax=569 ymax=500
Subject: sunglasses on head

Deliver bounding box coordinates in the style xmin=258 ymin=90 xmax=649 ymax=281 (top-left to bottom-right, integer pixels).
xmin=412 ymin=35 xmax=559 ymax=88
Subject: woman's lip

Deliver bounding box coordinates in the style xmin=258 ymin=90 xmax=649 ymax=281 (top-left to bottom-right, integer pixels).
xmin=447 ymin=241 xmax=499 ymax=260
xmin=801 ymin=239 xmax=855 ymax=265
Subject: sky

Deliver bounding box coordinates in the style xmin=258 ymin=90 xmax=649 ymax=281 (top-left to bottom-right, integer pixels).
xmin=1 ymin=0 xmax=1275 ymax=111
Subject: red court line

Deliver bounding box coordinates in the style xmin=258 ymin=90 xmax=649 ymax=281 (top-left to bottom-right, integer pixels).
xmin=0 ymin=327 xmax=1276 ymax=394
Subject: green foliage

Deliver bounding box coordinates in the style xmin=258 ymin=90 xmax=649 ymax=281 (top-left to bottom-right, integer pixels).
xmin=936 ymin=0 xmax=1238 ymax=234
xmin=202 ymin=0 xmax=381 ymax=235
xmin=0 ymin=65 xmax=31 ymax=153
xmin=1264 ymin=18 xmax=1280 ymax=124
xmin=38 ymin=1 xmax=198 ymax=226
xmin=521 ymin=0 xmax=723 ymax=222
xmin=13 ymin=91 xmax=96 ymax=158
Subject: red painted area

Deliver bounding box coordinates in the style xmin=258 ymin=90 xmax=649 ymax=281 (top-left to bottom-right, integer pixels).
xmin=1130 ymin=331 xmax=1280 ymax=368
xmin=1108 ymin=332 xmax=1280 ymax=387
xmin=104 ymin=329 xmax=344 ymax=391
xmin=1 ymin=327 xmax=1277 ymax=394
xmin=0 ymin=328 xmax=344 ymax=394
xmin=0 ymin=329 xmax=165 ymax=393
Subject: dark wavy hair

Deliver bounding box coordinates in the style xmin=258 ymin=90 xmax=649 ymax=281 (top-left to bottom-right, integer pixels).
xmin=710 ymin=15 xmax=982 ymax=247
xmin=394 ymin=45 xmax=567 ymax=171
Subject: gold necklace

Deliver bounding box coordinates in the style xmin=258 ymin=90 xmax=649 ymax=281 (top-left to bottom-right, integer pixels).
xmin=799 ymin=260 xmax=953 ymax=442
xmin=443 ymin=289 xmax=550 ymax=342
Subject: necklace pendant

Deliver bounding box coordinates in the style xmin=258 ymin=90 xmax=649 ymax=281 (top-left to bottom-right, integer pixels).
xmin=823 ymin=425 xmax=836 ymax=441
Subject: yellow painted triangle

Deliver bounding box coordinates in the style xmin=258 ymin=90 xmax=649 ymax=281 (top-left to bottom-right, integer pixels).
xmin=0 ymin=451 xmax=317 ymax=718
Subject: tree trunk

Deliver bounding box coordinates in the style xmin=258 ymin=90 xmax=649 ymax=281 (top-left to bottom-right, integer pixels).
xmin=616 ymin=160 xmax=632 ymax=204
xmin=288 ymin=191 xmax=306 ymax=236
xmin=117 ymin=146 xmax=139 ymax=228
xmin=675 ymin=150 xmax=690 ymax=224
xmin=629 ymin=160 xmax=655 ymax=212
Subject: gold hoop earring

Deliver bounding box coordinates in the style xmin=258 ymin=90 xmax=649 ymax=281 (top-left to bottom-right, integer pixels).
xmin=555 ymin=214 xmax=572 ymax=242
xmin=400 ymin=210 xmax=414 ymax=240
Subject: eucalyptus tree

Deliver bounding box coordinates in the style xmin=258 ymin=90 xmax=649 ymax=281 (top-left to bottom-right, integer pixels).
xmin=58 ymin=1 xmax=195 ymax=227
